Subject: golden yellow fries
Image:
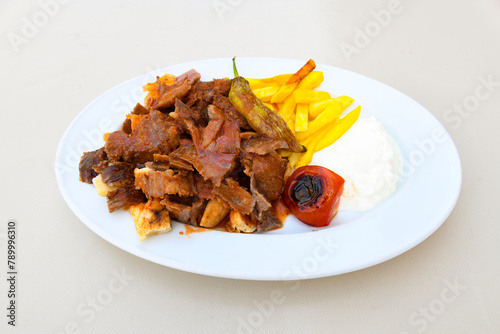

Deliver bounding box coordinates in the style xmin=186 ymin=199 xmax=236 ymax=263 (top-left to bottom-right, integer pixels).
xmin=296 ymin=71 xmax=324 ymax=90
xmin=252 ymin=86 xmax=280 ymax=102
xmin=263 ymin=102 xmax=279 ymax=113
xmin=249 ymin=59 xmax=360 ymax=169
xmin=309 ymin=96 xmax=354 ymax=118
xmin=271 ymin=59 xmax=316 ymax=103
xmin=292 ymin=89 xmax=331 ymax=104
xmin=314 ymin=106 xmax=361 ymax=153
xmin=277 ymin=95 xmax=296 ymax=125
xmin=295 ymin=101 xmax=343 ymax=141
xmin=247 ymin=74 xmax=292 ymax=89
xmin=295 ymin=104 xmax=309 ymax=132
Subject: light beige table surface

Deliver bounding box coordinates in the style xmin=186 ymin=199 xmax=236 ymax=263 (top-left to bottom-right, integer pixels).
xmin=1 ymin=0 xmax=499 ymax=333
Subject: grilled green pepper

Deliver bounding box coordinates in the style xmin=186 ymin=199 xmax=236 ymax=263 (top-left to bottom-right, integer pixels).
xmin=228 ymin=58 xmax=306 ymax=153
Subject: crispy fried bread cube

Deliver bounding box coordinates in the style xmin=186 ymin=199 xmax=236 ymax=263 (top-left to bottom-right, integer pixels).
xmin=227 ymin=211 xmax=257 ymax=233
xmin=129 ymin=198 xmax=171 ymax=241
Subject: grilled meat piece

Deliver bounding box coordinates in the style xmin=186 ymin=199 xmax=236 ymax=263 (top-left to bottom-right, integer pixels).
xmin=241 ymin=136 xmax=288 ymax=155
xmin=134 ymin=167 xmax=196 ymax=198
xmin=105 ymin=110 xmax=181 ymax=163
xmin=79 ymin=147 xmax=107 ymax=183
xmin=213 ymin=178 xmax=255 ymax=215
xmin=161 ymin=196 xmax=207 ymax=226
xmin=106 ymin=186 xmax=147 ymax=213
xmin=148 ymin=69 xmax=201 ymax=110
xmin=97 ymin=161 xmax=136 ymax=188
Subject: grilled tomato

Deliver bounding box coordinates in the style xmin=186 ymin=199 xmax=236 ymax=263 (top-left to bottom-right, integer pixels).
xmin=283 ymin=165 xmax=344 ymax=227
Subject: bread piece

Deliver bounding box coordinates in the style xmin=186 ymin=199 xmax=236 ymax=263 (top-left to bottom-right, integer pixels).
xmin=227 ymin=211 xmax=257 ymax=233
xmin=129 ymin=198 xmax=171 ymax=241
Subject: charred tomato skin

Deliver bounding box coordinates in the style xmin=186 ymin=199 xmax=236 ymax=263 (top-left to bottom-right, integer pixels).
xmin=283 ymin=165 xmax=344 ymax=227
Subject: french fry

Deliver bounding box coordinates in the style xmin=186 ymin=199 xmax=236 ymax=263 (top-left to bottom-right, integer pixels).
xmin=289 ymin=133 xmax=316 ymax=168
xmin=279 ymin=150 xmax=293 ymax=157
xmin=263 ymin=102 xmax=279 ymax=113
xmin=294 ymin=107 xmax=359 ymax=167
xmin=287 ymin=152 xmax=301 ymax=169
xmin=295 ymin=104 xmax=309 ymax=132
xmin=314 ymin=106 xmax=361 ymax=153
xmin=271 ymin=83 xmax=298 ymax=104
xmin=337 ymin=95 xmax=354 ymax=108
xmin=296 ymin=71 xmax=324 ymax=90
xmin=284 ymin=117 xmax=296 ymax=135
xmin=296 ymin=145 xmax=316 ymax=168
xmin=271 ymin=59 xmax=316 ymax=103
xmin=247 ymin=74 xmax=292 ymax=89
xmin=252 ymin=86 xmax=280 ymax=102
xmin=275 ymin=95 xmax=296 ymax=135
xmin=277 ymin=94 xmax=296 ymax=125
xmin=309 ymin=96 xmax=354 ymax=119
xmin=295 ymin=101 xmax=344 ymax=141
xmin=248 ymin=60 xmax=361 ymax=169
xmin=292 ymin=89 xmax=331 ymax=104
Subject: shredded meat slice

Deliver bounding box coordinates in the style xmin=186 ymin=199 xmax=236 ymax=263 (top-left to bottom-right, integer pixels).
xmin=145 ymin=161 xmax=170 ymax=171
xmin=79 ymin=147 xmax=107 ymax=183
xmin=185 ymin=78 xmax=233 ymax=115
xmin=242 ymin=151 xmax=287 ymax=202
xmin=254 ymin=208 xmax=283 ymax=232
xmin=106 ymin=186 xmax=146 ymax=213
xmin=105 ymin=110 xmax=181 ymax=163
xmin=121 ymin=118 xmax=132 ymax=134
xmin=185 ymin=79 xmax=231 ymax=104
xmin=160 ymin=196 xmax=207 ymax=226
xmin=250 ymin=175 xmax=272 ymax=215
xmin=169 ymin=158 xmax=194 ymax=171
xmin=148 ymin=153 xmax=194 ymax=171
xmin=196 ymin=119 xmax=240 ymax=185
xmin=200 ymin=118 xmax=224 ymax=149
xmin=175 ymin=102 xmax=240 ymax=186
xmin=175 ymin=69 xmax=202 ymax=86
xmin=148 ymin=69 xmax=201 ymax=110
xmin=132 ymin=103 xmax=150 ymax=115
xmin=98 ymin=162 xmax=136 ymax=188
xmin=194 ymin=174 xmax=216 ymax=200
xmin=171 ymin=99 xmax=207 ymax=130
xmin=251 ymin=153 xmax=288 ymax=201
xmin=240 ymin=150 xmax=287 ymax=227
xmin=153 ymin=154 xmax=170 ymax=162
xmin=169 ymin=140 xmax=198 ymax=166
xmin=240 ymin=131 xmax=258 ymax=140
xmin=134 ymin=167 xmax=196 ymax=198
xmin=213 ymin=178 xmax=255 ymax=215
xmin=241 ymin=136 xmax=288 ymax=155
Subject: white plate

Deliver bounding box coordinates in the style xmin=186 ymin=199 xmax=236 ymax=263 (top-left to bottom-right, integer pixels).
xmin=55 ymin=57 xmax=462 ymax=280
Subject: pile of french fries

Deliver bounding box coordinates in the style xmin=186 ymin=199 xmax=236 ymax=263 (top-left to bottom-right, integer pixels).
xmin=247 ymin=59 xmax=361 ymax=168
